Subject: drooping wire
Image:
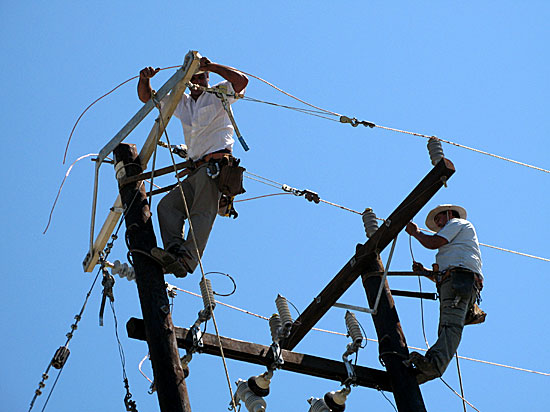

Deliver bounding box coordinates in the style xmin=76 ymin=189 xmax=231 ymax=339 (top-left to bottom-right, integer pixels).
xmin=62 ymin=66 xmax=181 ymax=164
xmin=44 ymin=153 xmax=99 ymax=234
xmin=235 ymin=69 xmax=341 ymax=117
xmin=439 ymin=376 xmax=481 ymax=412
xmin=205 ymin=272 xmax=237 ymax=297
xmin=235 ymin=67 xmax=549 ymax=175
xmin=409 ymin=235 xmax=431 ymax=348
xmin=378 ymin=389 xmax=398 ymax=412
xmin=456 ymin=352 xmax=468 ymax=412
xmin=109 ymin=299 xmax=138 ymax=412
xmin=234 ymin=192 xmax=293 ymax=203
xmin=241 ymin=95 xmax=340 ymax=122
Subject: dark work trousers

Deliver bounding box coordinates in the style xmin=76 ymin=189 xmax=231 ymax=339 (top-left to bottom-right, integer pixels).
xmin=156 ymin=164 xmax=220 ymax=273
xmin=426 ymin=274 xmax=477 ymax=376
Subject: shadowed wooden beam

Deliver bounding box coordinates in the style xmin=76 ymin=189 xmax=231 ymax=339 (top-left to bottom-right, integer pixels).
xmin=281 ymin=158 xmax=455 ymax=350
xmin=127 ymin=317 xmax=393 ymax=392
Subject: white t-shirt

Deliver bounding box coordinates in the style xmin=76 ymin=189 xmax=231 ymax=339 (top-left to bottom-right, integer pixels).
xmin=436 ymin=218 xmax=483 ymax=277
xmin=164 ymin=80 xmax=242 ymax=161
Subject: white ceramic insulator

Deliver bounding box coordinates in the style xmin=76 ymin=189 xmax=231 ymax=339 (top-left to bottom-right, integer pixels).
xmin=111 ymin=260 xmax=135 ymax=281
xmin=362 ymin=208 xmax=379 ymax=238
xmin=235 ymin=380 xmax=266 ymax=412
xmin=427 ymin=137 xmax=445 ymax=166
xmin=326 ymin=387 xmax=351 ymax=406
xmin=275 ymin=295 xmax=293 ymax=333
xmin=200 ymin=278 xmax=215 ymax=311
xmin=307 ymin=397 xmax=330 ymax=412
xmin=269 ymin=313 xmax=282 ymax=342
xmin=345 ymin=311 xmax=363 ymax=347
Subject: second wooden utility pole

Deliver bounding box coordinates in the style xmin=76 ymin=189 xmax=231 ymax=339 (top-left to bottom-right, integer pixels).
xmin=114 ymin=143 xmax=191 ymax=412
xmin=362 ymin=254 xmax=426 ymax=412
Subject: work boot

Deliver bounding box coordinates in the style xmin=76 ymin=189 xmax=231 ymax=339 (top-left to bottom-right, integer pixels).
xmin=407 ymin=352 xmax=440 ymax=384
xmin=151 ymin=247 xmax=192 ymax=278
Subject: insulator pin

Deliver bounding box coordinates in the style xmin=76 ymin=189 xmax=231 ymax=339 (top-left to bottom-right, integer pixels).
xmin=427 ymin=137 xmax=445 ymax=166
xmin=269 ymin=313 xmax=282 ymax=342
xmin=51 ymin=346 xmax=70 ymax=369
xmin=275 ymin=295 xmax=293 ymax=336
xmin=362 ymin=208 xmax=379 ymax=238
xmin=345 ymin=311 xmax=363 ymax=347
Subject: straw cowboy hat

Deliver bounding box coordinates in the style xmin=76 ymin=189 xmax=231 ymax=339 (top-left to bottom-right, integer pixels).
xmin=425 ymin=204 xmax=467 ymax=232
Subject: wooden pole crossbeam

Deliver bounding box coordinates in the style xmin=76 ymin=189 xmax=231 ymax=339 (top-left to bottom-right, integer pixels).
xmin=281 ymin=158 xmax=455 ymax=351
xmin=119 ymin=160 xmax=193 ymax=186
xmin=83 ymin=51 xmax=200 ymax=272
xmin=126 ymin=317 xmax=393 ymax=392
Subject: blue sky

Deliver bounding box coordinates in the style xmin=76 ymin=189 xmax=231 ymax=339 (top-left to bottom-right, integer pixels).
xmin=2 ymin=2 xmax=549 ymax=411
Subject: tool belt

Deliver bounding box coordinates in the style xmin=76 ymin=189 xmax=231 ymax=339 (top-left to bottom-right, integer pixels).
xmin=193 ymin=150 xmax=246 ymax=198
xmin=435 ymin=267 xmax=483 ymax=291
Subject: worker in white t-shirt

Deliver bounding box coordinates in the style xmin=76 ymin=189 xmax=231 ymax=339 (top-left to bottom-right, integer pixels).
xmin=138 ymin=57 xmax=248 ymax=277
xmin=405 ymin=204 xmax=484 ymax=383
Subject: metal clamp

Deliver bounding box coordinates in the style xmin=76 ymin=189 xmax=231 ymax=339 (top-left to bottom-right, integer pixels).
xmin=340 ymin=115 xmax=376 ymax=128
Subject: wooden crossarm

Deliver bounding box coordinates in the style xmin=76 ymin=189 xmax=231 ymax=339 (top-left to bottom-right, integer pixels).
xmin=126 ymin=317 xmax=393 ymax=391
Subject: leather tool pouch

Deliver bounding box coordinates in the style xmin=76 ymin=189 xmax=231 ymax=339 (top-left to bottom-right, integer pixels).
xmin=465 ymin=303 xmax=487 ymax=325
xmin=215 ymin=156 xmax=246 ymax=197
xmin=450 ymin=269 xmax=475 ymax=298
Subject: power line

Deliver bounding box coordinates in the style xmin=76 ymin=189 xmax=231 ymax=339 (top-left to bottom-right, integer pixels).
xmin=169 ymin=285 xmax=550 ymax=378
xmin=243 ymin=170 xmax=550 ymax=263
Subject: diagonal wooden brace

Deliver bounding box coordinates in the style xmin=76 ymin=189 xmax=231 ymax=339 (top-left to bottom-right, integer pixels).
xmin=281 ymin=158 xmax=455 ymax=350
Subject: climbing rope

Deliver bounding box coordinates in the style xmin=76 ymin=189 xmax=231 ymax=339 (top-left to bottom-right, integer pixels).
xmin=153 ymin=102 xmax=239 ymax=411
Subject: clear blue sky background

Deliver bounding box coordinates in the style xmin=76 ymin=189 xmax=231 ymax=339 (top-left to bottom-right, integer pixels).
xmin=2 ymin=2 xmax=549 ymax=411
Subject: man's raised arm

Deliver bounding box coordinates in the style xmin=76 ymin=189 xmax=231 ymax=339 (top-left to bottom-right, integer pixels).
xmin=137 ymin=66 xmax=160 ymax=103
xmin=200 ymin=57 xmax=248 ymax=94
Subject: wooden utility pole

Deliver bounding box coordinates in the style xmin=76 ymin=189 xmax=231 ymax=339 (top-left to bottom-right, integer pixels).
xmin=362 ymin=254 xmax=426 ymax=411
xmin=114 ymin=143 xmax=191 ymax=412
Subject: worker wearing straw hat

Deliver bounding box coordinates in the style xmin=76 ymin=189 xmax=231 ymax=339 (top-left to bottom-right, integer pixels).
xmin=405 ymin=204 xmax=484 ymax=383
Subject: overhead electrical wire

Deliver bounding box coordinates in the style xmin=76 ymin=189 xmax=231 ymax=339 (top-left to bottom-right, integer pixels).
xmin=63 ymin=65 xmax=549 ymax=177
xmin=47 ymin=62 xmax=548 ymax=411
xmin=235 ymin=68 xmax=549 ymax=176
xmin=169 ymin=285 xmax=550 ymax=378
xmin=244 ymin=170 xmax=550 ymax=263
